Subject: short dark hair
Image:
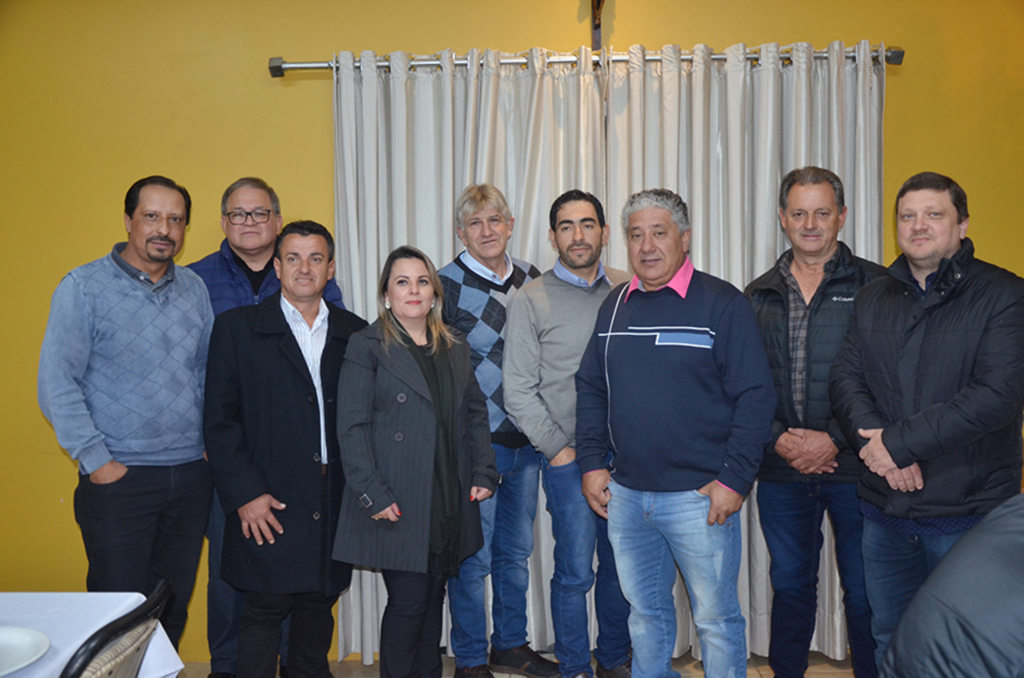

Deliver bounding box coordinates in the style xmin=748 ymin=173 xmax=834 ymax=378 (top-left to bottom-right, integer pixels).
xmin=895 ymin=172 xmax=969 ymax=223
xmin=549 ymin=190 xmax=606 ymax=231
xmin=124 ymin=176 xmax=192 ymax=224
xmin=779 ymin=166 xmax=845 ymax=212
xmin=221 ymin=177 xmax=281 ymax=215
xmin=274 ymin=220 xmax=335 ymax=261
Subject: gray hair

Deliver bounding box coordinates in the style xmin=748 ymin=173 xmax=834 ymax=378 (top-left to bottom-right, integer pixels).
xmin=221 ymin=177 xmax=281 ymax=216
xmin=779 ymin=166 xmax=845 ymax=212
xmin=455 ymin=184 xmax=512 ymax=231
xmin=620 ymin=189 xmax=690 ymax=234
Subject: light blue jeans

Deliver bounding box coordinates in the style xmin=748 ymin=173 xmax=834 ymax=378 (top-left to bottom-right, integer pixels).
xmin=607 ymin=480 xmax=746 ymax=678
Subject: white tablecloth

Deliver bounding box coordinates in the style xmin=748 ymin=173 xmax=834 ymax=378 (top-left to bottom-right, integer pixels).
xmin=0 ymin=592 xmax=183 ymax=678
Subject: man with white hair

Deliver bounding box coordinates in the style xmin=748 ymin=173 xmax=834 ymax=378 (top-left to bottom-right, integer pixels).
xmin=439 ymin=184 xmax=552 ymax=678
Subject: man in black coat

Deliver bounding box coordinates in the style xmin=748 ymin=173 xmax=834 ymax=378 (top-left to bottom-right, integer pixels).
xmin=204 ymin=220 xmax=367 ymax=678
xmin=746 ymin=167 xmax=884 ymax=678
xmin=830 ymin=172 xmax=1024 ymax=667
xmin=880 ymin=493 xmax=1024 ymax=678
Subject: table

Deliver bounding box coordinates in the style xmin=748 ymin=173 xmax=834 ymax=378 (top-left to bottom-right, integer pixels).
xmin=0 ymin=592 xmax=183 ymax=678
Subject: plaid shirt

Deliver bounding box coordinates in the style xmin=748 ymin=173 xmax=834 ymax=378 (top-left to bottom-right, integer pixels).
xmin=778 ymin=249 xmax=841 ymax=423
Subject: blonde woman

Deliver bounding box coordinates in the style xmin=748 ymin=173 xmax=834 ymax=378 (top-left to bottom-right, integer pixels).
xmin=333 ymin=246 xmax=497 ymax=678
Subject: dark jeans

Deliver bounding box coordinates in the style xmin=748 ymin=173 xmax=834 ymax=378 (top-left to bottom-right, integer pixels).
xmin=861 ymin=517 xmax=967 ymax=668
xmin=73 ymin=458 xmax=213 ymax=648
xmin=381 ymin=569 xmax=447 ymax=678
xmin=757 ymin=481 xmax=876 ymax=678
xmin=237 ymin=591 xmax=335 ymax=678
xmin=206 ymin=489 xmax=290 ymax=673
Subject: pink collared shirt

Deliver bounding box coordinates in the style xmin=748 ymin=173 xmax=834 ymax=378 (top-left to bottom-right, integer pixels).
xmin=624 ymin=256 xmax=695 ymax=302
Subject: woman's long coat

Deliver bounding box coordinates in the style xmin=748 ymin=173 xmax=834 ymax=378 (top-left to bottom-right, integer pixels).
xmin=332 ymin=321 xmax=498 ymax=573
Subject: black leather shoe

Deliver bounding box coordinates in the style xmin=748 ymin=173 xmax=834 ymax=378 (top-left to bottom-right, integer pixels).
xmin=596 ymin=658 xmax=631 ymax=678
xmin=454 ymin=665 xmax=496 ymax=678
xmin=278 ymin=666 xmax=288 ymax=678
xmin=489 ymin=644 xmax=560 ymax=677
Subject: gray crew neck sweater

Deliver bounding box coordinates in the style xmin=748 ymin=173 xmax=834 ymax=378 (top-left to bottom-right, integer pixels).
xmin=503 ymin=266 xmax=630 ymax=460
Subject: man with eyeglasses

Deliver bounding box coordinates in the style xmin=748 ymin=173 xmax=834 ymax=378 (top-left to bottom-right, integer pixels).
xmin=189 ymin=177 xmax=344 ymax=678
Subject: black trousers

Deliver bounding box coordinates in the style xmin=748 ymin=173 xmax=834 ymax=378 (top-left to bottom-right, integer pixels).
xmin=380 ymin=569 xmax=447 ymax=678
xmin=238 ymin=591 xmax=336 ymax=678
xmin=73 ymin=459 xmax=213 ymax=648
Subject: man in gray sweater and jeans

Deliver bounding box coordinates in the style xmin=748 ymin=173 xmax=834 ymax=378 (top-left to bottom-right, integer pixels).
xmin=503 ymin=190 xmax=632 ymax=678
xmin=38 ymin=176 xmax=214 ymax=647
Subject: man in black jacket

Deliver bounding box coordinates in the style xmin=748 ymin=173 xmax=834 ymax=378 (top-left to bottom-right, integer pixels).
xmin=204 ymin=221 xmax=367 ymax=678
xmin=747 ymin=167 xmax=883 ymax=678
xmin=880 ymin=493 xmax=1024 ymax=678
xmin=830 ymin=172 xmax=1024 ymax=667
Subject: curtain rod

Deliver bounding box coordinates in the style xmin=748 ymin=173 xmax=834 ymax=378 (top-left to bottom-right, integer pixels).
xmin=268 ymin=45 xmax=904 ymax=77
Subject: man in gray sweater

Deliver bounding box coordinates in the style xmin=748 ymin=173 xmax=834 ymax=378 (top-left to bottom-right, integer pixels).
xmin=38 ymin=176 xmax=214 ymax=648
xmin=503 ymin=190 xmax=632 ymax=678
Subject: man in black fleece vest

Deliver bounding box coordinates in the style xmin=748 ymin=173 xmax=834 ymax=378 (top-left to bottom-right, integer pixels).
xmin=746 ymin=167 xmax=884 ymax=678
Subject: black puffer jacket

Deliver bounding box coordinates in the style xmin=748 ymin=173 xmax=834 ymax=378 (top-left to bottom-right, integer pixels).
xmin=746 ymin=243 xmax=886 ymax=483
xmin=830 ymin=239 xmax=1024 ymax=518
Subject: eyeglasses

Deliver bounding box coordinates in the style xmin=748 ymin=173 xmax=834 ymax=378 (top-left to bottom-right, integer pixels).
xmin=225 ymin=209 xmax=274 ymax=225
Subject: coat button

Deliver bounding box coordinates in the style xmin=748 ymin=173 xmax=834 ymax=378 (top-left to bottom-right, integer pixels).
xmin=312 ymin=511 xmax=321 ymax=520
xmin=308 ymin=395 xmax=315 ymax=403
xmin=397 ymin=393 xmax=407 ymax=403
xmin=394 ymin=432 xmax=404 ymax=442
xmin=313 ymin=453 xmax=321 ymax=463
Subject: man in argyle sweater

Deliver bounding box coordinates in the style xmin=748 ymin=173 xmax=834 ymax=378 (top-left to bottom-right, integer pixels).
xmin=439 ymin=184 xmax=553 ymax=678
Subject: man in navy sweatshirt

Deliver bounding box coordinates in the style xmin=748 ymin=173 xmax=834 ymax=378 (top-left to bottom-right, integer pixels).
xmin=575 ymin=189 xmax=776 ymax=678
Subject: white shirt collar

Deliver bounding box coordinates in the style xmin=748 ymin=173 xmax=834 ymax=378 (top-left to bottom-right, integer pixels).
xmin=280 ymin=295 xmax=329 ymax=331
xmin=458 ymin=250 xmax=513 ymax=284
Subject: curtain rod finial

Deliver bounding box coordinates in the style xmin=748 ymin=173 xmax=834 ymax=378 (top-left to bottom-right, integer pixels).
xmin=269 ymin=57 xmax=285 ymax=78
xmin=885 ymin=48 xmax=905 ymax=66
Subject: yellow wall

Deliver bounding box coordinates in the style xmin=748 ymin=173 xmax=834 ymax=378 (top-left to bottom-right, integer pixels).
xmin=2 ymin=0 xmax=1021 ymax=662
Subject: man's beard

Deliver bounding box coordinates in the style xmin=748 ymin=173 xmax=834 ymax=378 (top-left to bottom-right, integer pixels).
xmin=561 ymin=244 xmax=600 ymax=270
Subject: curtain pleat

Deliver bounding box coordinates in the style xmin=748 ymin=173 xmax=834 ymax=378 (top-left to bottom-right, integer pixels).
xmin=333 ymin=41 xmax=885 ymax=665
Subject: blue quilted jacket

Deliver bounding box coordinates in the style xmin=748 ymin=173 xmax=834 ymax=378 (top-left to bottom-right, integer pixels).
xmin=188 ymin=239 xmax=344 ymax=316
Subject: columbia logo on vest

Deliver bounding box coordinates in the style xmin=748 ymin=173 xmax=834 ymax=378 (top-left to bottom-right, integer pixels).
xmin=832 ymin=296 xmax=854 ymax=302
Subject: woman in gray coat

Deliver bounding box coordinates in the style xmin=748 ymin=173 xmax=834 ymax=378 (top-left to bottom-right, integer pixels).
xmin=334 ymin=246 xmax=498 ymax=678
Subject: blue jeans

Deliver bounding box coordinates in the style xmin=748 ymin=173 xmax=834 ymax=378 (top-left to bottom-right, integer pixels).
xmin=448 ymin=443 xmax=540 ymax=667
xmin=608 ymin=480 xmax=745 ymax=678
xmin=207 ymin=489 xmax=290 ymax=673
xmin=757 ymin=481 xmax=876 ymax=678
xmin=543 ymin=457 xmax=631 ymax=676
xmin=861 ymin=517 xmax=966 ymax=668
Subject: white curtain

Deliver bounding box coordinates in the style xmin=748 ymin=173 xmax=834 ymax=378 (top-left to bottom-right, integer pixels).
xmin=333 ymin=40 xmax=885 ymax=664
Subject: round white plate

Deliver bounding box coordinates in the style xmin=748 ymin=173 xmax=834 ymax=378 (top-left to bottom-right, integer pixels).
xmin=0 ymin=627 xmax=50 ymax=676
